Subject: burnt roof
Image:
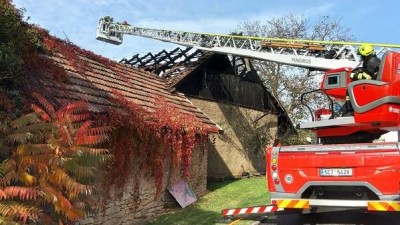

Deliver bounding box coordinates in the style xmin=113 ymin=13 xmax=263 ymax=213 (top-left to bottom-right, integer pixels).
xmin=120 ymin=47 xmax=215 ymax=87
xmin=122 ymin=47 xmax=295 ymax=134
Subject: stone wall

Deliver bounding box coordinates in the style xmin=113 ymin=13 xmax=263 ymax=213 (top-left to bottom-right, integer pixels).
xmin=189 ymin=98 xmax=278 ymax=178
xmin=79 ymin=145 xmax=208 ymax=225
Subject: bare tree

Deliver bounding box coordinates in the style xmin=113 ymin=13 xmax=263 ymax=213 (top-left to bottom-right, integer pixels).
xmin=234 ymin=14 xmax=354 ymax=124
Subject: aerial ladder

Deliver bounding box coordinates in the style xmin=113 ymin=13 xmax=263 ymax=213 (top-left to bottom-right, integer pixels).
xmin=96 ymin=17 xmax=399 ymax=71
xmin=96 ymin=17 xmax=400 ymax=223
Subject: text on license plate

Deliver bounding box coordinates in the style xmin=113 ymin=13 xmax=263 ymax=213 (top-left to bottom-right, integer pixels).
xmin=319 ymin=168 xmax=353 ymax=177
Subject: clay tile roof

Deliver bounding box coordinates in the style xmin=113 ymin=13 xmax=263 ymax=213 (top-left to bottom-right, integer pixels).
xmin=28 ymin=37 xmax=219 ymax=131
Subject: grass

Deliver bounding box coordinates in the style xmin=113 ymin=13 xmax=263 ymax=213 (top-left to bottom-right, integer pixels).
xmin=145 ymin=176 xmax=269 ymax=225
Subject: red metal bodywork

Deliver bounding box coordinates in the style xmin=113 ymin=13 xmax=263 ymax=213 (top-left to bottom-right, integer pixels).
xmin=312 ymin=52 xmax=400 ymax=138
xmin=320 ymin=67 xmax=352 ymax=101
xmin=267 ymin=145 xmax=400 ymax=197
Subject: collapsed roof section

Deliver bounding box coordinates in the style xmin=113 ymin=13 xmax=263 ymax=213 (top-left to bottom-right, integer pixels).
xmin=120 ymin=47 xmax=258 ymax=86
xmin=120 ymin=47 xmax=212 ymax=87
xmin=121 ymin=47 xmax=295 ymax=134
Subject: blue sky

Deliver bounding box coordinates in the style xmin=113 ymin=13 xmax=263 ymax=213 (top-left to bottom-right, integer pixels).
xmin=12 ymin=0 xmax=400 ymax=61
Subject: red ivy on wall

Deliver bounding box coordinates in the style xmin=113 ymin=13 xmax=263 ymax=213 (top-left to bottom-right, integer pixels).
xmin=106 ymin=90 xmax=216 ymax=199
xmin=23 ymin=27 xmax=118 ymax=83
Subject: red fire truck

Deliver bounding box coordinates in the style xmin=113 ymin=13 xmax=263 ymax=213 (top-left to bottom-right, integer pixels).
xmin=267 ymin=51 xmax=400 ymax=213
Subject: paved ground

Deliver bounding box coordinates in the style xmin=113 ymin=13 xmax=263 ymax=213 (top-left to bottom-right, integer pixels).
xmin=258 ymin=210 xmax=400 ymax=225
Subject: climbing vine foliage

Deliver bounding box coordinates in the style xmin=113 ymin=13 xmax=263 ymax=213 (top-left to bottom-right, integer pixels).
xmin=0 ymin=93 xmax=111 ymax=224
xmin=106 ymin=91 xmax=217 ymax=198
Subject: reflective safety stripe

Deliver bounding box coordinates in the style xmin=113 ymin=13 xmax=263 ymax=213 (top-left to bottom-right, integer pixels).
xmin=368 ymin=201 xmax=400 ymax=211
xmin=272 ymin=199 xmax=400 ymax=210
xmin=222 ymin=205 xmax=283 ymax=216
xmin=273 ymin=199 xmax=367 ymax=208
xmin=276 ymin=199 xmax=310 ymax=209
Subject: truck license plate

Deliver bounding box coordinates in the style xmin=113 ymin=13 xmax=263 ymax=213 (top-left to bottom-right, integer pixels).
xmin=319 ymin=168 xmax=352 ymax=177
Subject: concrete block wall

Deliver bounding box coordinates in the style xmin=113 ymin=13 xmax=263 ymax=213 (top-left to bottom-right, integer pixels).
xmin=188 ymin=97 xmax=278 ymax=179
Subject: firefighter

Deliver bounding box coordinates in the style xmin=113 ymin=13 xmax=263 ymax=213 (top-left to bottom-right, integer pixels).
xmin=344 ymin=44 xmax=381 ymax=116
xmin=104 ymin=16 xmax=113 ymax=23
xmin=350 ymin=44 xmax=381 ymax=80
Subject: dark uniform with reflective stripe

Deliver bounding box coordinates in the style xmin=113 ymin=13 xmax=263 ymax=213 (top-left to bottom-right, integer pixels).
xmin=352 ymin=54 xmax=381 ymax=80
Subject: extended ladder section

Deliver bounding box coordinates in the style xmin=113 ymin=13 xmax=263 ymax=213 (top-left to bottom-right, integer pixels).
xmin=96 ymin=17 xmax=400 ymax=70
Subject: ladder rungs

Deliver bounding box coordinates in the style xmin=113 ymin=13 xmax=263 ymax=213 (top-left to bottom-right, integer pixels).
xmin=260 ymin=41 xmax=326 ymax=51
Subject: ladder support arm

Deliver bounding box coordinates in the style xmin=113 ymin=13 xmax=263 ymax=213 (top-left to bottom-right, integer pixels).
xmin=96 ymin=17 xmax=399 ymax=70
